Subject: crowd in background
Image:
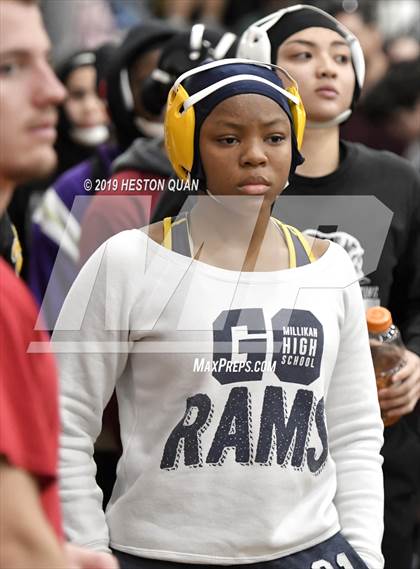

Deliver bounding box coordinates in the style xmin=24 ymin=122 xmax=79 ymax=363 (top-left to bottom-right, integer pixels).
xmin=8 ymin=0 xmax=420 ymax=282
xmin=39 ymin=0 xmax=420 ymax=55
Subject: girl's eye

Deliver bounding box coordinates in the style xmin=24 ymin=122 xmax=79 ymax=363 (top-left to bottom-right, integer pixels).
xmin=293 ymin=51 xmax=312 ymax=61
xmin=267 ymin=134 xmax=285 ymax=144
xmin=219 ymin=136 xmax=238 ymax=145
xmin=335 ymin=54 xmax=350 ymax=64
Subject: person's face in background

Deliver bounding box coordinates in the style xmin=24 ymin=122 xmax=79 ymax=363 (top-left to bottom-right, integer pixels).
xmin=129 ymin=48 xmax=162 ymax=121
xmin=386 ymin=36 xmax=420 ymax=64
xmin=64 ymin=65 xmax=108 ymax=128
xmin=335 ymin=11 xmax=379 ymax=62
xmin=334 ymin=10 xmax=387 ymax=93
xmin=0 ymin=0 xmax=66 ymax=186
xmin=387 ymin=100 xmax=420 ymax=142
xmin=276 ymin=27 xmax=355 ymax=124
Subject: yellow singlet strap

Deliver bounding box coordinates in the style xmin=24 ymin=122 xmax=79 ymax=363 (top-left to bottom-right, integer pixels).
xmin=163 ymin=216 xmax=172 ymax=250
xmin=277 ymin=221 xmax=297 ymax=269
xmin=272 ymin=218 xmax=315 ymax=268
xmin=286 ymin=224 xmax=317 ymax=263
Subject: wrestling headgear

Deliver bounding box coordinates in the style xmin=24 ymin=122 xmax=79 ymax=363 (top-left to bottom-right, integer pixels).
xmin=141 ymin=23 xmax=237 ymax=117
xmin=237 ymin=4 xmax=365 ymax=127
xmin=164 ymin=58 xmax=306 ymax=183
xmin=55 ymin=47 xmax=113 ymax=147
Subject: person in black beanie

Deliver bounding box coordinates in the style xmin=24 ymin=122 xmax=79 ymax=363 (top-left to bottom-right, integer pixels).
xmin=28 ymin=21 xmax=177 ymax=321
xmin=239 ymin=5 xmax=420 ymax=569
xmin=53 ymin=45 xmax=112 ymax=175
xmin=7 ymin=42 xmax=114 ymax=279
xmin=79 ymin=23 xmax=238 ymax=261
xmin=105 ymin=20 xmax=177 ymax=150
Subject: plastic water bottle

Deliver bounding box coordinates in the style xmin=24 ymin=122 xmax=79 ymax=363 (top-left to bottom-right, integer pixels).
xmin=366 ymin=306 xmax=405 ymax=427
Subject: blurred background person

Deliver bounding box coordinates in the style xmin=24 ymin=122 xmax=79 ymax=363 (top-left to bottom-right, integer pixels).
xmin=29 ymin=20 xmax=176 ymax=332
xmin=0 ymin=1 xmax=118 ymax=566
xmin=320 ymin=0 xmax=420 ymax=157
xmin=7 ymin=43 xmax=113 ymax=279
xmin=329 ymin=0 xmax=388 ymax=93
xmin=107 ymin=0 xmax=152 ymax=30
xmin=362 ymin=58 xmax=420 ymax=172
xmin=105 ymin=20 xmax=177 ymax=150
xmin=29 ymin=19 xmax=178 ymax=507
xmin=55 ymin=47 xmax=112 ymax=172
xmin=238 ymin=5 xmax=420 ymax=568
xmin=40 ymin=0 xmax=118 ymax=60
xmin=54 ymin=46 xmax=112 ymax=175
xmin=29 ymin=43 xmax=118 ymax=331
xmin=384 ymin=34 xmax=420 ymax=64
xmin=79 ymin=23 xmax=237 ymax=263
xmin=376 ymin=0 xmax=420 ymax=44
xmin=157 ymin=0 xmax=226 ymax=27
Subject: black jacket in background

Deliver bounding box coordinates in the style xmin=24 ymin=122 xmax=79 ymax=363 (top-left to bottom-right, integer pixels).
xmin=278 ymin=140 xmax=420 ymax=356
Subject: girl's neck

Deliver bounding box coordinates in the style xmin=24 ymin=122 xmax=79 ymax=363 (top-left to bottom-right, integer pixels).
xmin=191 ymin=196 xmax=270 ymax=246
xmin=295 ymin=125 xmax=340 ymax=178
xmin=189 ymin=197 xmax=288 ymax=271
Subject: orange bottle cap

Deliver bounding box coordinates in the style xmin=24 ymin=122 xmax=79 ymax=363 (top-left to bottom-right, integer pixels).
xmin=366 ymin=306 xmax=393 ymax=334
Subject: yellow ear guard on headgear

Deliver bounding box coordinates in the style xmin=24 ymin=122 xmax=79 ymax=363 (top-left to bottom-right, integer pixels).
xmin=273 ymin=65 xmax=306 ymax=149
xmin=164 ymin=58 xmax=306 ymax=182
xmin=165 ymin=84 xmax=195 ymax=181
xmin=285 ymin=84 xmax=305 ymax=149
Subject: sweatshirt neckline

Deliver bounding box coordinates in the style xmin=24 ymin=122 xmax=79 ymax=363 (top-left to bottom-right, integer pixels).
xmin=137 ymin=229 xmax=338 ymax=283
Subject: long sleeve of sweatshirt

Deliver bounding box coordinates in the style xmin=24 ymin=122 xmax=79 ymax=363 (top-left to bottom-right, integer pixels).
xmin=52 ymin=232 xmax=139 ymax=551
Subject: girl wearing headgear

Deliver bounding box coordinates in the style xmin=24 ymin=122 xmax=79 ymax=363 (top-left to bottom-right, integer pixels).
xmin=7 ymin=45 xmax=113 ymax=283
xmin=28 ymin=43 xmax=119 ymax=331
xmin=54 ymin=59 xmax=383 ymax=568
xmin=54 ymin=47 xmax=110 ymax=174
xmin=239 ymin=6 xmax=420 ymax=569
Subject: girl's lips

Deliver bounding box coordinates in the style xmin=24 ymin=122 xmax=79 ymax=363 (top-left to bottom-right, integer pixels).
xmin=315 ymin=88 xmax=339 ymax=99
xmin=237 ymin=175 xmax=271 ymax=195
xmin=236 ymin=184 xmax=270 ymax=195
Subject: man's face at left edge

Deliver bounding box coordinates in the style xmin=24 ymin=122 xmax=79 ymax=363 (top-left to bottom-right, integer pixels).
xmin=0 ymin=1 xmax=66 ymax=187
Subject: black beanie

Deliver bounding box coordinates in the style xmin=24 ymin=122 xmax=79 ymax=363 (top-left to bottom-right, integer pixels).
xmin=266 ymin=8 xmax=347 ymax=64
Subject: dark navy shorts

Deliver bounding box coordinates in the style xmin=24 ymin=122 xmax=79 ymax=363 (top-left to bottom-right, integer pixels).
xmin=112 ymin=532 xmax=370 ymax=568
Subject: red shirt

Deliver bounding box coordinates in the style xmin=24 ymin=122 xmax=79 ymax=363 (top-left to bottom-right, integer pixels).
xmin=0 ymin=259 xmax=62 ymax=537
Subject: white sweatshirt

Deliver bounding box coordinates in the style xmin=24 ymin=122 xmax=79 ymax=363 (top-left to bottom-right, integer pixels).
xmin=53 ymin=229 xmax=384 ymax=568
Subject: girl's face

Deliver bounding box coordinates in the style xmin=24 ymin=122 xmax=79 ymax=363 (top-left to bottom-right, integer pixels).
xmin=64 ymin=65 xmax=108 ymax=128
xmin=276 ymin=27 xmax=355 ymax=124
xmin=199 ymin=93 xmax=292 ymax=206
